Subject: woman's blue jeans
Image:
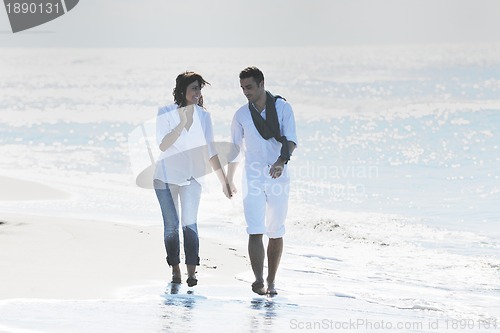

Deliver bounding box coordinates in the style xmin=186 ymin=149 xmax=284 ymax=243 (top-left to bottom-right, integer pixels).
xmin=154 ymin=178 xmax=201 ymax=266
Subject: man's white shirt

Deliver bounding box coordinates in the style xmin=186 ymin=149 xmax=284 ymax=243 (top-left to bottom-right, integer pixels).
xmin=231 ymin=98 xmax=298 ymax=181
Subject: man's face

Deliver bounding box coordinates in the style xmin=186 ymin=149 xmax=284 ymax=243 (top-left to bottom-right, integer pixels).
xmin=240 ymin=77 xmax=264 ymax=104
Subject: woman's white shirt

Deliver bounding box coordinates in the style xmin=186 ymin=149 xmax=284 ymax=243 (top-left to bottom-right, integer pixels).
xmin=154 ymin=104 xmax=216 ymax=186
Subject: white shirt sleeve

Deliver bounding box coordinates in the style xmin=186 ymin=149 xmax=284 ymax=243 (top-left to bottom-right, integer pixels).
xmin=230 ymin=112 xmax=244 ymax=163
xmin=156 ymin=106 xmax=173 ymax=147
xmin=202 ymin=111 xmax=217 ymax=159
xmin=280 ymin=102 xmax=298 ymax=147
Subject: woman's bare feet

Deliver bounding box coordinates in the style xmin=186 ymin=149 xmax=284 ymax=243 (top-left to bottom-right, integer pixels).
xmin=171 ymin=265 xmax=182 ymax=284
xmin=186 ymin=276 xmax=198 ymax=287
xmin=186 ymin=264 xmax=197 ymax=287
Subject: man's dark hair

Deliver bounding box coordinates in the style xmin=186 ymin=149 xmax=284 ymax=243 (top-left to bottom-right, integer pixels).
xmin=239 ymin=66 xmax=264 ymax=85
xmin=173 ymin=71 xmax=210 ymax=107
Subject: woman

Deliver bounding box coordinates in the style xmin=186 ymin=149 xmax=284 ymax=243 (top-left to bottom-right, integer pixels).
xmin=153 ymin=71 xmax=229 ymax=286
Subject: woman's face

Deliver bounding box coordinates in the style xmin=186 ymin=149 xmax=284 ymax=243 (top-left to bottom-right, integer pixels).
xmin=184 ymin=80 xmax=202 ymax=106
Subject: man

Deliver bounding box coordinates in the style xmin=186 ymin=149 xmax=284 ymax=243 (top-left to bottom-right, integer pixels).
xmin=226 ymin=66 xmax=298 ymax=296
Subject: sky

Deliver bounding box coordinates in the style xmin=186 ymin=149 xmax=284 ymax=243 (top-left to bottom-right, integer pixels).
xmin=1 ymin=0 xmax=500 ymax=47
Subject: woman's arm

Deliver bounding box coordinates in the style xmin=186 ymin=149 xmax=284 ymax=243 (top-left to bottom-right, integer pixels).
xmin=209 ymin=155 xmax=232 ymax=198
xmin=202 ymin=111 xmax=233 ymax=197
xmin=159 ymin=108 xmax=188 ymax=152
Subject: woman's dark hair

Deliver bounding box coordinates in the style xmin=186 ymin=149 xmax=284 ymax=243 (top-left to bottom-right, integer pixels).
xmin=239 ymin=66 xmax=264 ymax=85
xmin=173 ymin=71 xmax=210 ymax=107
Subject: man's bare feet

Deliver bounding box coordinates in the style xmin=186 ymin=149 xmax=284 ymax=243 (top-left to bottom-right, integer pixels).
xmin=266 ymin=281 xmax=278 ymax=296
xmin=251 ymin=280 xmax=266 ymax=295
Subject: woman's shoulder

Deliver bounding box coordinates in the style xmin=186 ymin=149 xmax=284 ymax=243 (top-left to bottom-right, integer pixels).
xmin=158 ymin=103 xmax=179 ymax=115
xmin=195 ymin=105 xmax=212 ymax=118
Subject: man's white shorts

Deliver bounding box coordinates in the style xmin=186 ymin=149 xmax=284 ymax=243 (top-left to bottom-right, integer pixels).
xmin=242 ymin=178 xmax=290 ymax=238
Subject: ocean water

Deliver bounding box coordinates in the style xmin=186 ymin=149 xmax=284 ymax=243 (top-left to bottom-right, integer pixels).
xmin=0 ymin=45 xmax=499 ymax=332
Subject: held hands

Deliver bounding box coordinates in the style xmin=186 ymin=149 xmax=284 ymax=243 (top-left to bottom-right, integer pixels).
xmin=269 ymin=158 xmax=285 ymax=179
xmin=222 ymin=180 xmax=237 ymax=199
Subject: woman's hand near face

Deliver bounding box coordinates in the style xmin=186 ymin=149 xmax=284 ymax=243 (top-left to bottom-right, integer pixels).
xmin=178 ymin=107 xmax=188 ymax=126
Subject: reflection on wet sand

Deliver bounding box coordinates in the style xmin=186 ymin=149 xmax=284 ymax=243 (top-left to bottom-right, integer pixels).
xmin=249 ymin=297 xmax=278 ymax=333
xmin=160 ymin=285 xmax=302 ymax=333
xmin=162 ymin=284 xmax=200 ymax=332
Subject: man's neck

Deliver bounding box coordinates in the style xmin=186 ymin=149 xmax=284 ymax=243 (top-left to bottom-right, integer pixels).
xmin=253 ymin=92 xmax=267 ymax=112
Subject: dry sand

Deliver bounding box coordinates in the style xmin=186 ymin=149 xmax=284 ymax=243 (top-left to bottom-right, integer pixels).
xmin=0 ymin=175 xmax=69 ymax=201
xmin=0 ymin=176 xmax=249 ymax=300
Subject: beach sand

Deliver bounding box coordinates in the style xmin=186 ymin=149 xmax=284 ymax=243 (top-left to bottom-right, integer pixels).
xmin=0 ymin=176 xmax=249 ymax=301
xmin=0 ymin=175 xmax=69 ymax=202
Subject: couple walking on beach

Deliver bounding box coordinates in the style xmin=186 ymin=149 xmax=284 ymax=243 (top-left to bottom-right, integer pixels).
xmin=153 ymin=67 xmax=298 ymax=296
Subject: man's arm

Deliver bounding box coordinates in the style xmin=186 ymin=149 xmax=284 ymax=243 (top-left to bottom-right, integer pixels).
xmin=270 ymin=101 xmax=298 ymax=179
xmin=269 ymin=141 xmax=296 ymax=179
xmin=225 ymin=110 xmax=244 ymax=198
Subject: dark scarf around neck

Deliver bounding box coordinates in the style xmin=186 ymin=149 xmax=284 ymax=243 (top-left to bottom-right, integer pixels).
xmin=249 ymin=90 xmax=291 ymax=162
